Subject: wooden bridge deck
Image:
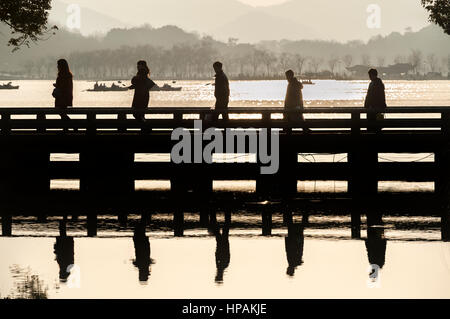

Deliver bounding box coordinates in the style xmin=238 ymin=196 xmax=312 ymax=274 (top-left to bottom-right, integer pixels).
xmin=0 ymin=106 xmax=449 ymax=201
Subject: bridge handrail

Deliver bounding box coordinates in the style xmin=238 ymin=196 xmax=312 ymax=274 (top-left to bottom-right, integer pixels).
xmin=0 ymin=106 xmax=449 ymax=115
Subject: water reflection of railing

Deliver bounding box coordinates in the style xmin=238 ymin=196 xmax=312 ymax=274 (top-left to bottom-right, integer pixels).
xmin=2 ymin=210 xmax=447 ymax=285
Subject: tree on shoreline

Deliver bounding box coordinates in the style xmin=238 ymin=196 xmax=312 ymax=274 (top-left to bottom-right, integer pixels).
xmin=0 ymin=0 xmax=57 ymax=51
xmin=421 ymin=0 xmax=450 ymax=35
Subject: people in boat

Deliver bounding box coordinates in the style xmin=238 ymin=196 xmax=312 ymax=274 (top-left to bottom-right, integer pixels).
xmin=284 ymin=69 xmax=309 ymax=133
xmin=129 ymin=60 xmax=156 ymax=121
xmin=364 ymin=68 xmax=387 ymax=133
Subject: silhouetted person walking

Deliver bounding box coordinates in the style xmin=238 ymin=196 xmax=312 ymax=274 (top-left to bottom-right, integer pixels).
xmin=364 ymin=68 xmax=387 ymax=133
xmin=213 ymin=61 xmax=230 ymax=121
xmin=53 ymin=59 xmax=73 ymax=130
xmin=54 ymin=220 xmax=74 ymax=282
xmin=214 ymin=225 xmax=230 ymax=284
xmin=133 ymin=222 xmax=153 ymax=283
xmin=284 ymin=70 xmax=309 ymax=133
xmin=129 ymin=60 xmax=156 ymax=121
xmin=285 ymin=223 xmax=304 ymax=276
xmin=365 ymin=227 xmax=387 ymax=270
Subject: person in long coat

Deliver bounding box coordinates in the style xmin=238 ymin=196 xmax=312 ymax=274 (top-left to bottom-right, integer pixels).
xmin=53 ymin=59 xmax=73 ymax=122
xmin=213 ymin=61 xmax=230 ymax=121
xmin=284 ymin=69 xmax=309 ymax=133
xmin=364 ymin=68 xmax=387 ymax=133
xmin=129 ymin=60 xmax=156 ymax=121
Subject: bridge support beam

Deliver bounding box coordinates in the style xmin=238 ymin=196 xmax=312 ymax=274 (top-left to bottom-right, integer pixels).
xmin=257 ymin=135 xmax=297 ymax=196
xmin=0 ymin=151 xmax=49 ymax=198
xmin=348 ymin=148 xmax=378 ymax=198
xmin=80 ymin=150 xmax=134 ymax=194
xmin=174 ymin=211 xmax=184 ymax=237
xmin=87 ymin=214 xmax=97 ymax=237
xmin=262 ymin=211 xmax=272 ymax=236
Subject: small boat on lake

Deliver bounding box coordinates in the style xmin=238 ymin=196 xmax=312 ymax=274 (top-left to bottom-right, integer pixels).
xmin=151 ymin=83 xmax=182 ymax=92
xmin=301 ymin=79 xmax=315 ymax=85
xmin=0 ymin=82 xmax=19 ymax=90
xmin=87 ymin=82 xmax=128 ymax=92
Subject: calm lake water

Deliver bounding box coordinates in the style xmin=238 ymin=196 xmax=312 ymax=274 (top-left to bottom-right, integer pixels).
xmin=1 ymin=79 xmax=450 ymax=107
xmin=1 ymin=214 xmax=450 ymax=299
xmin=1 ymin=80 xmax=450 ymax=299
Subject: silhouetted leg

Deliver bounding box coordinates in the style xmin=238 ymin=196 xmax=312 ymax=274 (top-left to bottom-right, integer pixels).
xmin=60 ymin=112 xmax=70 ymax=132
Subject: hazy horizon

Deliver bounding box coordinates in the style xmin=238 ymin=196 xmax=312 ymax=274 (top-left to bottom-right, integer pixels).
xmin=52 ymin=0 xmax=431 ymax=43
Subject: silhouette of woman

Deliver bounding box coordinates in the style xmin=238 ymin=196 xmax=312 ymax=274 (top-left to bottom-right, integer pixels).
xmin=129 ymin=61 xmax=156 ymax=121
xmin=53 ymin=59 xmax=73 ymax=124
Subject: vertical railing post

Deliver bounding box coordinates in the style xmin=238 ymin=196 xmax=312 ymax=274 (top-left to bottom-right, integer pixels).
xmin=1 ymin=214 xmax=12 ymax=237
xmin=1 ymin=113 xmax=10 ymax=135
xmin=351 ymin=111 xmax=360 ymax=135
xmin=436 ymin=111 xmax=450 ymax=197
xmin=118 ymin=112 xmax=127 ymax=133
xmin=87 ymin=112 xmax=96 ymax=135
xmin=37 ymin=113 xmax=46 ymax=133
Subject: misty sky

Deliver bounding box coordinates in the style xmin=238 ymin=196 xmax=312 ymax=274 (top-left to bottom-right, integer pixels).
xmin=54 ymin=0 xmax=430 ymax=42
xmin=239 ymin=0 xmax=288 ymax=6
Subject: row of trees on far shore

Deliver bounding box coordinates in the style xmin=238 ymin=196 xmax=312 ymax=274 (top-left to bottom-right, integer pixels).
xmin=18 ymin=43 xmax=450 ymax=81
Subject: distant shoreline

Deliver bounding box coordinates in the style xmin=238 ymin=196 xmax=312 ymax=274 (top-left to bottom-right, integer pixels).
xmin=1 ymin=76 xmax=449 ymax=82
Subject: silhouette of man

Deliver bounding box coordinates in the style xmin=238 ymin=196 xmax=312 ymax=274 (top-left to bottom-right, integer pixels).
xmin=364 ymin=69 xmax=387 ymax=133
xmin=284 ymin=70 xmax=309 ymax=133
xmin=213 ymin=61 xmax=230 ymax=121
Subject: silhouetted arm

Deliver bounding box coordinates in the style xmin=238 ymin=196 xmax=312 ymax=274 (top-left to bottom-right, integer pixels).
xmin=147 ymin=79 xmax=157 ymax=91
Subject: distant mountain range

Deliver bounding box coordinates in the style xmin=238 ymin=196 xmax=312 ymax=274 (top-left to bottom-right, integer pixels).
xmin=53 ymin=0 xmax=430 ymax=42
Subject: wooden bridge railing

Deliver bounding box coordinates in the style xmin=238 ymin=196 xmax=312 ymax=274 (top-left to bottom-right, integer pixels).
xmin=0 ymin=106 xmax=449 ymax=133
xmin=0 ymin=106 xmax=450 ymax=200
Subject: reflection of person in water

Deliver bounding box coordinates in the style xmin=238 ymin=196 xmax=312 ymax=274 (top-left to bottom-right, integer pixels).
xmin=54 ymin=222 xmax=74 ymax=282
xmin=133 ymin=222 xmax=153 ymax=283
xmin=365 ymin=227 xmax=387 ymax=280
xmin=285 ymin=223 xmax=304 ymax=277
xmin=214 ymin=226 xmax=230 ymax=284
